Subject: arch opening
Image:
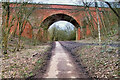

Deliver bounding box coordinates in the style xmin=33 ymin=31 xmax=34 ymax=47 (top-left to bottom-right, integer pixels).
xmin=40 ymin=13 xmax=80 ymax=29
xmin=48 ymin=20 xmax=76 ymax=41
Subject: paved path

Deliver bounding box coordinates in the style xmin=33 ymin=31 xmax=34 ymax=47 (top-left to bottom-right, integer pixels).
xmin=43 ymin=41 xmax=87 ymax=78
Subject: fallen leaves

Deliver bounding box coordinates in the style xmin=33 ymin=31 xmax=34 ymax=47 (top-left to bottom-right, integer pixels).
xmin=79 ymin=45 xmax=119 ymax=78
xmin=2 ymin=44 xmax=51 ymax=78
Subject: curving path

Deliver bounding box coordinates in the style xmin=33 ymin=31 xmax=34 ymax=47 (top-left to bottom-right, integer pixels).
xmin=43 ymin=41 xmax=87 ymax=78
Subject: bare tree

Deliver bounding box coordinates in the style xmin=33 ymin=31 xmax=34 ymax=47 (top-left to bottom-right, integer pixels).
xmin=95 ymin=1 xmax=101 ymax=44
xmin=98 ymin=0 xmax=120 ymax=18
xmin=2 ymin=2 xmax=15 ymax=54
xmin=76 ymin=0 xmax=119 ymax=42
xmin=14 ymin=2 xmax=35 ymax=50
xmin=1 ymin=0 xmax=34 ymax=54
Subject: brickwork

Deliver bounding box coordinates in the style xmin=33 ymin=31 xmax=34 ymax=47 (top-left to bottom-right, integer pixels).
xmin=7 ymin=3 xmax=110 ymax=40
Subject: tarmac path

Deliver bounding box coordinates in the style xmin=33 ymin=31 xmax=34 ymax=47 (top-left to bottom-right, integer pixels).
xmin=43 ymin=41 xmax=87 ymax=78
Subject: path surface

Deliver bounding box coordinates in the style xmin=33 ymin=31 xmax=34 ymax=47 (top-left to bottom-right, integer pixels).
xmin=43 ymin=41 xmax=87 ymax=78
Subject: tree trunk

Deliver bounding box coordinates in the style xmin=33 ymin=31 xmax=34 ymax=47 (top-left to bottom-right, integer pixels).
xmin=118 ymin=9 xmax=120 ymax=40
xmin=17 ymin=34 xmax=21 ymax=51
xmin=2 ymin=2 xmax=10 ymax=54
xmin=95 ymin=2 xmax=101 ymax=44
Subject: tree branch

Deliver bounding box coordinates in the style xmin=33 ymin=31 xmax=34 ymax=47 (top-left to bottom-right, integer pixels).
xmin=105 ymin=2 xmax=120 ymax=18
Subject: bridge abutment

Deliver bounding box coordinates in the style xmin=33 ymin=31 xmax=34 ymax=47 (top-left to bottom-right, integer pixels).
xmin=77 ymin=27 xmax=81 ymax=40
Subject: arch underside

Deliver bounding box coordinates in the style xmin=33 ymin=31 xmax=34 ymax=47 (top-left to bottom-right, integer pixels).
xmin=40 ymin=13 xmax=80 ymax=29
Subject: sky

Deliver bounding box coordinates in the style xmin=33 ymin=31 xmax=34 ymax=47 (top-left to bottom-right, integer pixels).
xmin=34 ymin=0 xmax=76 ymax=4
xmin=28 ymin=0 xmax=119 ymax=3
xmin=0 ymin=0 xmax=78 ymax=5
xmin=49 ymin=21 xmax=75 ymax=30
xmin=0 ymin=0 xmax=119 ymax=3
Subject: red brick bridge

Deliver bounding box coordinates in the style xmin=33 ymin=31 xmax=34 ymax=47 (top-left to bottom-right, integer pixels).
xmin=9 ymin=3 xmax=110 ymax=40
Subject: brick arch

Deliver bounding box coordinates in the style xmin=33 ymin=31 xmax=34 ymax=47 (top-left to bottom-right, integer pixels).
xmin=37 ymin=13 xmax=81 ymax=41
xmin=40 ymin=13 xmax=80 ymax=29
